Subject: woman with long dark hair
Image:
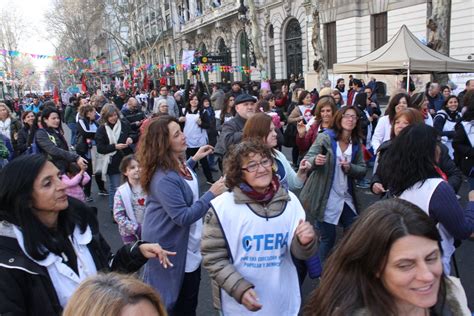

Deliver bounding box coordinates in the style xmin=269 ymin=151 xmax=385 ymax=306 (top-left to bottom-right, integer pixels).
xmin=16 ymin=110 xmax=37 ymax=155
xmin=304 ymin=199 xmax=471 ymax=316
xmin=35 ymin=107 xmax=88 ymax=173
xmin=219 ymin=93 xmax=236 ymax=125
xmin=0 ymin=155 xmax=174 ymax=314
xmin=378 ymin=124 xmax=474 ymax=273
xmin=181 ymin=93 xmax=215 ymax=184
xmin=137 ymin=116 xmax=226 ymax=315
xmin=371 ymin=92 xmax=411 ymax=152
xmin=300 ymin=106 xmax=367 ymax=265
xmin=434 ymin=95 xmax=462 ymax=159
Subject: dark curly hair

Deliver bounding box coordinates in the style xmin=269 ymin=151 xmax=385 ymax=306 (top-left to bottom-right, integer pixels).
xmin=223 ymin=140 xmax=274 ymax=189
xmin=385 ymin=93 xmax=411 ymax=123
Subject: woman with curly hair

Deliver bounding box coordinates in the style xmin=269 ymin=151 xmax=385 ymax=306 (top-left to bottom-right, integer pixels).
xmin=201 ymin=140 xmax=317 ymax=315
xmin=137 ymin=116 xmax=227 ymax=315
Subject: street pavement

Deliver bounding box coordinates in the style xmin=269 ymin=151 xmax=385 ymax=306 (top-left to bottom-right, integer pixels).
xmin=88 ymin=147 xmax=474 ymax=314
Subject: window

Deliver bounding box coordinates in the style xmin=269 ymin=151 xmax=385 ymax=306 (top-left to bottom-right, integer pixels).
xmin=372 ymin=12 xmax=387 ymax=49
xmin=324 ymin=22 xmax=337 ymax=68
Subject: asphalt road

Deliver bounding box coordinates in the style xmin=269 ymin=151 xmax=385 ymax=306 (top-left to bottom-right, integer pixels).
xmin=88 ymin=147 xmax=474 ymax=314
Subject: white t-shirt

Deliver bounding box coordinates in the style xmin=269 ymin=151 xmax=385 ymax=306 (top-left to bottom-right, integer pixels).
xmin=183 ymin=168 xmax=202 ymax=273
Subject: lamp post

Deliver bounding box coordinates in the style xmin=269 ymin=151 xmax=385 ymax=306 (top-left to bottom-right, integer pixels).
xmin=237 ymin=0 xmax=256 ymax=83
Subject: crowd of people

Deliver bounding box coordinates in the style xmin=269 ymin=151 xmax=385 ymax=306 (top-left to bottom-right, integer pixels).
xmin=0 ymin=73 xmax=474 ymax=315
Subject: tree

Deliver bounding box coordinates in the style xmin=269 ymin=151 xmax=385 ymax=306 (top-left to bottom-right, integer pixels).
xmin=0 ymin=3 xmax=27 ymax=79
xmin=427 ymin=0 xmax=451 ymax=85
xmin=44 ymin=0 xmax=107 ymax=83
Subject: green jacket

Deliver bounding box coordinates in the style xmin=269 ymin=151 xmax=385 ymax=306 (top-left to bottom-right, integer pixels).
xmin=300 ymin=130 xmax=366 ymax=222
xmin=64 ymin=105 xmax=78 ymax=124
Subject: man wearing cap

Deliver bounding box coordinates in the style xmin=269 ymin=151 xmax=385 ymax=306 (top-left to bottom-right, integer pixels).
xmin=215 ymin=94 xmax=256 ymax=158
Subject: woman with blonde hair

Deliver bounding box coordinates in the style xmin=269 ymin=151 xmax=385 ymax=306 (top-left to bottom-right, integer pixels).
xmin=63 ymin=273 xmax=167 ymax=316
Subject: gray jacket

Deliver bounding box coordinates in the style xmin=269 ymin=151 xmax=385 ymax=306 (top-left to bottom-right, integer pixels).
xmin=201 ymin=186 xmax=318 ymax=310
xmin=214 ymin=114 xmax=246 ymax=156
xmin=210 ymin=89 xmax=225 ymax=111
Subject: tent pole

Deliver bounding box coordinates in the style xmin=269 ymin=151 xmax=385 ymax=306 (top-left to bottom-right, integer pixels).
xmin=406 ymin=62 xmax=410 ymax=92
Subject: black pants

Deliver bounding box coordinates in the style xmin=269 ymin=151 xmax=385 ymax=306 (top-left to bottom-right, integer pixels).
xmin=186 ymin=147 xmax=214 ymax=182
xmin=172 ymin=266 xmax=201 ymax=316
xmin=81 ymin=155 xmax=106 ymax=197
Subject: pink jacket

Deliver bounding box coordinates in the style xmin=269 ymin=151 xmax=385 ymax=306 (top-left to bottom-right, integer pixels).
xmin=62 ymin=172 xmax=90 ymax=202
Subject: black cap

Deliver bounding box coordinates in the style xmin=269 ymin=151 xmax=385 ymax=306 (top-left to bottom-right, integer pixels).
xmin=234 ymin=94 xmax=256 ymax=106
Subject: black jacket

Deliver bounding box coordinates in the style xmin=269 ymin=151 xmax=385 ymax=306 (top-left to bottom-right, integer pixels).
xmin=75 ymin=118 xmax=99 ymax=156
xmin=214 ymin=114 xmax=247 ymax=156
xmin=16 ymin=125 xmax=32 ymax=156
xmin=371 ymin=140 xmax=463 ymax=194
xmin=35 ymin=127 xmax=79 ymax=173
xmin=0 ymin=200 xmax=147 ymax=315
xmin=95 ymin=120 xmax=135 ymax=175
xmin=453 ymin=121 xmax=474 ymax=176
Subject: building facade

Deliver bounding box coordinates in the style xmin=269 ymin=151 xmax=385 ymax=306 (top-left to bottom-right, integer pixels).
xmin=126 ymin=0 xmax=473 ymax=89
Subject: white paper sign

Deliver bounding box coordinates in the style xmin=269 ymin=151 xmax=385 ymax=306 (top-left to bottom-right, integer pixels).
xmin=182 ymin=50 xmax=196 ymax=66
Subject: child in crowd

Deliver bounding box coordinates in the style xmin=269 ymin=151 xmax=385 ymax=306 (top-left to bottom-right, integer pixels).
xmin=62 ymin=162 xmax=90 ymax=202
xmin=113 ymin=155 xmax=146 ymax=244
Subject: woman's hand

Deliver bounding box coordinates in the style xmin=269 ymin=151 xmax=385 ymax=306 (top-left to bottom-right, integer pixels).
xmin=296 ymin=120 xmax=306 ymax=137
xmin=138 ymin=243 xmax=177 ymax=269
xmin=296 ymin=159 xmax=312 ymax=182
xmin=179 ymin=116 xmax=186 ymax=123
xmin=468 ymin=190 xmax=474 ymax=202
xmin=372 ymin=182 xmax=386 ymax=195
xmin=126 ymin=137 xmax=133 ymax=145
xmin=241 ymin=288 xmax=262 ymax=311
xmin=295 ymin=219 xmax=315 ymax=246
xmin=314 ymin=154 xmax=327 ymax=166
xmin=340 ymin=157 xmax=351 ymax=173
xmin=209 ymin=177 xmax=227 ymax=196
xmin=76 ymin=157 xmax=88 ymax=169
xmin=197 ymin=117 xmax=202 ymax=125
xmin=192 ymin=145 xmax=214 ymax=161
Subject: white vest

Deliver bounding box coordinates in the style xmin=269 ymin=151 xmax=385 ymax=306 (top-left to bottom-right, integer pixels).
xmin=211 ymin=191 xmax=304 ymax=316
xmin=183 ymin=112 xmax=208 ymax=148
xmin=399 ymin=179 xmax=454 ymax=274
xmin=436 ymin=110 xmax=461 ymax=159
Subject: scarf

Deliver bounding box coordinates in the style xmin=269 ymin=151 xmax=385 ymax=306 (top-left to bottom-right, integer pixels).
xmin=434 ymin=165 xmax=448 ymax=182
xmin=98 ymin=120 xmax=122 ymax=181
xmin=0 ymin=118 xmax=11 ymax=139
xmin=239 ymin=174 xmax=280 ymax=204
xmin=178 ymin=157 xmax=193 ymax=180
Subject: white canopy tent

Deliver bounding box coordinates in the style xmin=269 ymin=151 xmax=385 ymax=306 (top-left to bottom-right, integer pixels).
xmin=333 ymin=25 xmax=474 ymax=90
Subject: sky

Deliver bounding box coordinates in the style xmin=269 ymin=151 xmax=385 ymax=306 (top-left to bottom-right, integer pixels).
xmin=0 ymin=0 xmax=55 ymax=71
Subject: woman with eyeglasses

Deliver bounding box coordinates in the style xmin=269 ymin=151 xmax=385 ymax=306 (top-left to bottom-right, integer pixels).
xmin=300 ymin=106 xmax=367 ymax=265
xmin=201 ymin=140 xmax=317 ymax=315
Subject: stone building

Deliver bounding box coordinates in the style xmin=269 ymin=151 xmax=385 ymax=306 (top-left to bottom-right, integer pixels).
xmin=127 ymin=0 xmax=473 ymax=89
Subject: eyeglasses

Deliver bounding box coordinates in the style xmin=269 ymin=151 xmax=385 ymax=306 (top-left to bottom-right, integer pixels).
xmin=241 ymin=158 xmax=272 ymax=173
xmin=342 ymin=114 xmax=358 ymax=121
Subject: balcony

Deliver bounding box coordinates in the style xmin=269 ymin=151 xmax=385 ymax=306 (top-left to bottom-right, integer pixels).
xmin=179 ymin=2 xmax=238 ymax=34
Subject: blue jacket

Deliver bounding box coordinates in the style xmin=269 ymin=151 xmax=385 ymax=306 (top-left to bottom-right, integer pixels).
xmin=142 ymin=158 xmax=215 ymax=312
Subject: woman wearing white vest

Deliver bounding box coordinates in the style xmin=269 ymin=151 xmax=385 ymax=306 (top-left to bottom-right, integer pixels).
xmin=201 ymin=140 xmax=317 ymax=315
xmin=378 ymin=124 xmax=474 ymax=273
xmin=434 ymin=95 xmax=462 ymax=159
